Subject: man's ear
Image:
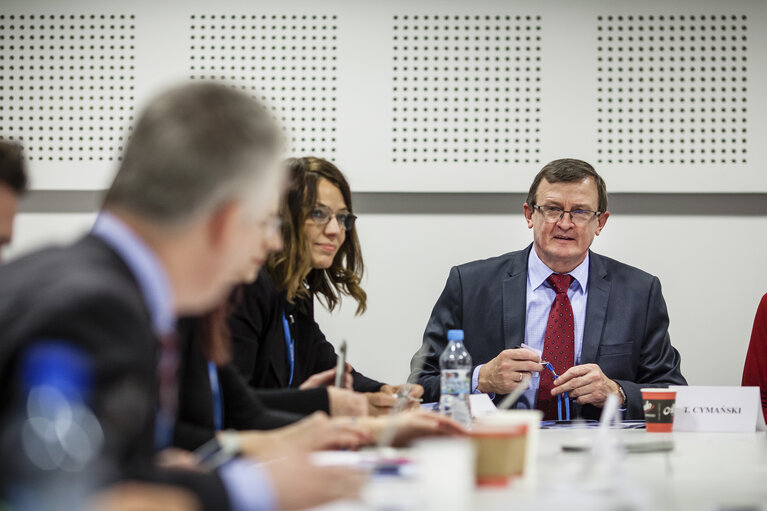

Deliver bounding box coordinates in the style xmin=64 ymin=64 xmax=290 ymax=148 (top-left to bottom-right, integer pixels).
xmin=206 ymin=199 xmax=242 ymax=248
xmin=595 ymin=210 xmax=610 ymax=236
xmin=523 ymin=203 xmax=534 ymax=229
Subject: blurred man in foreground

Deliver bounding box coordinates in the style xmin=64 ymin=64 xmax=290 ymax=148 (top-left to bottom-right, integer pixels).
xmin=0 ymin=83 xmax=362 ymax=510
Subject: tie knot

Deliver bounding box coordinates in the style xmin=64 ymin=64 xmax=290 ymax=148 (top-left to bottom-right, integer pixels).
xmin=547 ymin=273 xmax=573 ymax=294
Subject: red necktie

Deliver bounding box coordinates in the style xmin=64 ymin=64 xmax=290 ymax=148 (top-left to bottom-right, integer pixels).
xmin=156 ymin=331 xmax=179 ymax=448
xmin=537 ymin=274 xmax=574 ymax=420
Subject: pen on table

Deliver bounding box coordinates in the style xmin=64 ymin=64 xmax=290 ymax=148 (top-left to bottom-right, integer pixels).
xmin=334 ymin=340 xmax=348 ymax=387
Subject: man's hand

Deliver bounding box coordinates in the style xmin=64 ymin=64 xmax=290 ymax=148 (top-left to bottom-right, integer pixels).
xmin=550 ymin=363 xmax=624 ymax=408
xmin=299 ymin=363 xmax=353 ymax=390
xmin=477 ymin=348 xmax=543 ymax=394
xmin=327 ymin=386 xmax=368 ymax=417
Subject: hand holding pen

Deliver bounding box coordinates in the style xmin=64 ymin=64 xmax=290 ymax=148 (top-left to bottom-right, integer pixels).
xmin=476 ymin=343 xmax=545 ymax=394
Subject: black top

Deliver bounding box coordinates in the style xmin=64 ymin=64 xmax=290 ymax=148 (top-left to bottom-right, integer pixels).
xmin=229 ymin=269 xmax=384 ymax=393
xmin=174 ymin=317 xmax=309 ymax=451
xmin=0 ymin=235 xmax=230 ymax=510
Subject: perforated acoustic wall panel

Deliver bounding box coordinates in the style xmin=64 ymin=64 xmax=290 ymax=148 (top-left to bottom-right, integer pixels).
xmin=596 ymin=14 xmax=748 ymax=165
xmin=3 ymin=0 xmax=767 ymax=192
xmin=188 ymin=14 xmax=337 ymax=156
xmin=0 ymin=14 xmax=135 ymax=163
xmin=391 ymin=15 xmax=541 ymax=165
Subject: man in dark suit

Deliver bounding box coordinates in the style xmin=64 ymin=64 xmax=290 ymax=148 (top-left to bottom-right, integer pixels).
xmin=0 ymin=83 xmax=362 ymax=510
xmin=410 ymin=159 xmax=686 ymax=420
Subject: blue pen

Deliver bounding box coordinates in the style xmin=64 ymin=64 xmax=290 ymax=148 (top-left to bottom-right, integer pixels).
xmin=282 ymin=312 xmax=295 ymax=386
xmin=543 ymin=361 xmax=570 ymax=421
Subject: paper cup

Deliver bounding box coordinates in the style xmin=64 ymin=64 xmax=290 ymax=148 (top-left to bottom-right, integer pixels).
xmin=470 ymin=420 xmax=528 ymax=486
xmin=475 ymin=409 xmax=542 ymax=486
xmin=641 ymin=388 xmax=676 ymax=432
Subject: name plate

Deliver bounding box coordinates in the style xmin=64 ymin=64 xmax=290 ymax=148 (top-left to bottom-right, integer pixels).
xmin=469 ymin=393 xmax=498 ymax=418
xmin=671 ymin=386 xmax=766 ymax=433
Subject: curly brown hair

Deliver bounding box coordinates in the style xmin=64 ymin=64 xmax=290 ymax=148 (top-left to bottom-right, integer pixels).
xmin=267 ymin=156 xmax=367 ymax=315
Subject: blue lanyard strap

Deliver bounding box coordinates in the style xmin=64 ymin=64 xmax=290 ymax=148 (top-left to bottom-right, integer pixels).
xmin=557 ymin=391 xmax=570 ymax=421
xmin=207 ymin=361 xmax=223 ymax=431
xmin=282 ymin=312 xmax=295 ymax=387
xmin=543 ymin=362 xmax=571 ymax=421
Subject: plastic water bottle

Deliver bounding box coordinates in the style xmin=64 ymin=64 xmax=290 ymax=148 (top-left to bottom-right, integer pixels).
xmin=1 ymin=342 xmax=107 ymax=510
xmin=439 ymin=329 xmax=472 ymax=427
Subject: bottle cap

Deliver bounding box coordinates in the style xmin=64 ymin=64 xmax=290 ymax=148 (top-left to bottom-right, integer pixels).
xmin=22 ymin=341 xmax=92 ymax=402
xmin=447 ymin=329 xmax=464 ymax=341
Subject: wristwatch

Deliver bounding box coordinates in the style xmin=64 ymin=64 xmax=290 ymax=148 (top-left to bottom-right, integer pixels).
xmin=616 ymin=384 xmax=627 ymax=406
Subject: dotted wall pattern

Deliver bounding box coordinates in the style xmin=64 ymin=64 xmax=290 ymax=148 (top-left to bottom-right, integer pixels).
xmin=189 ymin=14 xmax=337 ymax=156
xmin=392 ymin=15 xmax=542 ymax=165
xmin=597 ymin=14 xmax=748 ymax=165
xmin=0 ymin=14 xmax=135 ymax=162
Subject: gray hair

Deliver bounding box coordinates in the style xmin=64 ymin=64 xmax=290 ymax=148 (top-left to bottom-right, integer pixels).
xmin=103 ymin=82 xmax=282 ymax=224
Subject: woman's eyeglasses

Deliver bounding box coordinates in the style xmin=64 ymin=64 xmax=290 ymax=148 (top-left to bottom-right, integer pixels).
xmin=309 ymin=204 xmax=357 ymax=232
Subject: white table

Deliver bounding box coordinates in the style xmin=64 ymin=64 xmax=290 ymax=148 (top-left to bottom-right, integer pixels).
xmin=313 ymin=429 xmax=767 ymax=511
xmin=477 ymin=429 xmax=767 ymax=511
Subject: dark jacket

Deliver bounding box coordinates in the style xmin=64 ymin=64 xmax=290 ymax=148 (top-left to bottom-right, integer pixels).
xmin=410 ymin=245 xmax=687 ymax=420
xmin=229 ymin=269 xmax=384 ymax=394
xmin=0 ymin=235 xmax=230 ymax=510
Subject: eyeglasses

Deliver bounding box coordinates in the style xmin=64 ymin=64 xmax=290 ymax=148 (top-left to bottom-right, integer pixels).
xmin=309 ymin=204 xmax=357 ymax=232
xmin=532 ymin=205 xmax=601 ymax=225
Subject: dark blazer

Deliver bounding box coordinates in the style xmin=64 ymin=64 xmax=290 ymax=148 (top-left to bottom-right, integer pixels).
xmin=0 ymin=235 xmax=230 ymax=510
xmin=410 ymin=245 xmax=687 ymax=420
xmin=229 ymin=270 xmax=384 ymax=394
xmin=174 ymin=317 xmax=310 ymax=451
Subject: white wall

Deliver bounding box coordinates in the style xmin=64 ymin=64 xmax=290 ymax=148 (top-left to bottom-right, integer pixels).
xmin=8 ymin=197 xmax=766 ymax=389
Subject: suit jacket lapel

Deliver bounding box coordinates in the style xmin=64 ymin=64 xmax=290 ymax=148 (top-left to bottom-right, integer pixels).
xmin=581 ymin=251 xmax=610 ymax=364
xmin=502 ymin=246 xmax=531 ymax=350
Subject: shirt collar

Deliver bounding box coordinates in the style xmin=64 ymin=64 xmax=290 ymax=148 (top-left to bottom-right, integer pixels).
xmin=527 ymin=245 xmax=590 ymax=293
xmin=91 ymin=211 xmax=176 ymax=336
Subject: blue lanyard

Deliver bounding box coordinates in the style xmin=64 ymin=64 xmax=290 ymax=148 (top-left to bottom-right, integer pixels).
xmin=282 ymin=312 xmax=295 ymax=387
xmin=207 ymin=361 xmax=223 ymax=431
xmin=557 ymin=386 xmax=570 ymax=421
xmin=543 ymin=362 xmax=570 ymax=421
